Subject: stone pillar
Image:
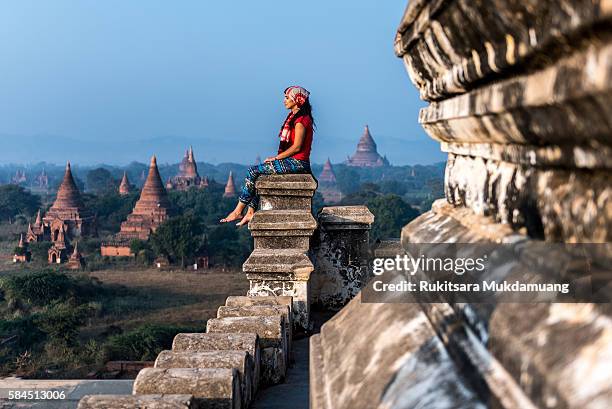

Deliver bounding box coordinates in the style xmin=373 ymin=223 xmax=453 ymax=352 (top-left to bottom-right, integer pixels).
xmin=243 ymin=174 xmax=318 ymax=331
xmin=311 ymin=206 xmax=374 ymax=310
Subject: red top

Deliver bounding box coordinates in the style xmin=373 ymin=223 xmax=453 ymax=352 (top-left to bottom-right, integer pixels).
xmin=278 ymin=115 xmax=313 ymax=161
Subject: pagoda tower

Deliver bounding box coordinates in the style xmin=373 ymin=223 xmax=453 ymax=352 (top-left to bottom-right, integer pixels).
xmin=345 ymin=125 xmax=389 ymax=167
xmin=26 ymin=210 xmax=49 ymax=242
xmin=13 ymin=234 xmax=31 ymax=263
xmin=48 ymin=225 xmax=69 ymax=264
xmin=119 ymin=172 xmax=131 ymax=196
xmin=318 ymin=158 xmax=343 ymax=203
xmin=67 ymin=241 xmax=85 ymax=270
xmin=101 ymin=155 xmax=172 ymax=257
xmin=223 ymin=171 xmax=237 ymax=198
xmin=167 ymin=146 xmax=208 ymax=191
xmin=319 ymin=158 xmax=338 ymax=184
xmin=43 ymin=162 xmax=96 ymax=242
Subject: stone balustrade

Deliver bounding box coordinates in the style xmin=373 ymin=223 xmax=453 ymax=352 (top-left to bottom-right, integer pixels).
xmin=78 ymin=173 xmax=316 ymax=408
xmin=311 ymin=206 xmax=374 ymax=310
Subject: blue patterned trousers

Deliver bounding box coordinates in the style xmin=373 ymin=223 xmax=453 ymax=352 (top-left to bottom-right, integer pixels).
xmin=239 ymin=157 xmax=311 ymax=209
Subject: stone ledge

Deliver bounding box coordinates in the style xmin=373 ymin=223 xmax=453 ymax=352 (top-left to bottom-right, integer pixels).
xmin=419 ymin=43 xmax=612 ymax=150
xmin=256 ymin=174 xmax=317 ymax=191
xmin=206 ymin=316 xmax=285 ymax=350
xmin=243 ymin=249 xmax=314 ymax=276
xmin=217 ymin=305 xmax=291 ymax=325
xmin=133 ymin=368 xmax=240 ymax=409
xmin=225 ymin=295 xmax=293 ymax=311
xmin=441 ymin=142 xmax=612 ymax=170
xmin=394 ymin=0 xmax=612 ymax=101
xmin=77 ymin=394 xmax=195 ymax=409
xmin=318 ymin=206 xmax=374 ymax=228
xmin=249 ymin=210 xmax=317 ymax=231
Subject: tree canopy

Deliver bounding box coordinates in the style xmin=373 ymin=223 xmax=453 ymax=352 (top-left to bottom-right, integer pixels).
xmin=0 ymin=185 xmax=41 ymax=221
xmin=149 ymin=214 xmax=205 ymax=267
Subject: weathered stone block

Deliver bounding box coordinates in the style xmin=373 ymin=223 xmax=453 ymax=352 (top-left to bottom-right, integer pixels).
xmin=154 ymin=350 xmax=253 ymax=407
xmin=171 ymin=333 xmax=260 ymax=393
xmin=243 ymin=249 xmax=313 ymax=329
xmin=133 ymin=368 xmax=240 ymax=409
xmin=217 ymin=304 xmax=293 ymax=365
xmin=311 ymin=206 xmax=374 ymax=310
xmin=249 ymin=209 xmax=317 ymax=250
xmin=225 ymin=295 xmax=293 ymax=311
xmin=256 ymin=174 xmax=317 ymax=211
xmin=77 ymin=394 xmax=195 ymax=409
xmin=207 ymin=316 xmax=287 ymax=385
xmin=310 ymin=292 xmax=484 ymax=409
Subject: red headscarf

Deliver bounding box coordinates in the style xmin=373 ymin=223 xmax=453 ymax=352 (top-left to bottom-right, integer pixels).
xmin=279 ymin=86 xmax=310 ymax=142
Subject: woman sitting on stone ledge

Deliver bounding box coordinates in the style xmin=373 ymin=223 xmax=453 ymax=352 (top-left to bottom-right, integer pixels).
xmin=220 ymin=85 xmax=315 ymax=226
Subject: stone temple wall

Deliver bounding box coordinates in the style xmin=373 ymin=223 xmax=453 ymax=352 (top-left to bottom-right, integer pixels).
xmin=310 ymin=2 xmax=611 ymax=409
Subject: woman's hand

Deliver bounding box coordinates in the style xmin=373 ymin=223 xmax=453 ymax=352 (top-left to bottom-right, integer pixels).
xmin=264 ymin=156 xmax=277 ymax=163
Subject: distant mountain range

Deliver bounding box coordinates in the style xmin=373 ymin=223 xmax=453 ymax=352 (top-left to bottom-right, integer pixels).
xmin=0 ymin=133 xmax=445 ymax=167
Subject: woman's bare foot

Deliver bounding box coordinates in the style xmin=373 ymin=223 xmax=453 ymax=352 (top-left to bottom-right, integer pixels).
xmin=220 ymin=202 xmax=247 ymax=223
xmin=220 ymin=211 xmax=242 ymax=223
xmin=236 ymin=208 xmax=255 ymax=226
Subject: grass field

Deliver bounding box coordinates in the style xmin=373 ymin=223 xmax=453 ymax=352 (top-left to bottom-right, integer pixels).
xmin=85 ymin=267 xmax=249 ymax=333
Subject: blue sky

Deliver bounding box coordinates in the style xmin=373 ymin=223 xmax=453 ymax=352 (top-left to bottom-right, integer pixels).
xmin=0 ymin=1 xmax=443 ymax=166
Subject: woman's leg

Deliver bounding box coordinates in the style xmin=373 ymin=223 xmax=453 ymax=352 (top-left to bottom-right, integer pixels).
xmin=236 ymin=158 xmax=310 ymax=226
xmin=221 ymin=162 xmax=275 ymax=223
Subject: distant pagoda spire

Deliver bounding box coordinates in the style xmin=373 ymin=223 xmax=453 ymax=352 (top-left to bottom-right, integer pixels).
xmin=183 ymin=146 xmax=198 ymax=178
xmin=18 ymin=233 xmax=25 ymax=248
xmin=119 ymin=172 xmax=131 ymax=196
xmin=223 ymin=171 xmax=237 ymax=198
xmin=50 ymin=161 xmax=84 ymax=210
xmin=132 ymin=155 xmax=170 ymax=212
xmin=345 ymin=125 xmax=389 ymax=167
xmin=34 ymin=209 xmax=42 ymax=227
xmin=319 ymin=158 xmax=337 ymax=184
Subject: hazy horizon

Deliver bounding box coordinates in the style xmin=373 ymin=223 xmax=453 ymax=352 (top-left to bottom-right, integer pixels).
xmin=0 ymin=1 xmax=443 ymax=166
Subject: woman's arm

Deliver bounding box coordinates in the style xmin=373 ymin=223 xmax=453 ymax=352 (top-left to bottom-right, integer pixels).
xmin=265 ymin=123 xmax=306 ymax=162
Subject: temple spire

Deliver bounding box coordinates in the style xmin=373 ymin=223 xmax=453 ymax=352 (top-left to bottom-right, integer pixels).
xmin=223 ymin=171 xmax=237 ymax=198
xmin=50 ymin=160 xmax=84 ymax=210
xmin=319 ymin=158 xmax=338 ymax=184
xmin=34 ymin=209 xmax=42 ymax=226
xmin=119 ymin=172 xmax=131 ymax=196
xmin=345 ymin=125 xmax=388 ymax=167
xmin=131 ymin=155 xmax=170 ymax=213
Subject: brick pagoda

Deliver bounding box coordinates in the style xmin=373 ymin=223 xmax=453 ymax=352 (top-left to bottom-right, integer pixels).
xmin=318 ymin=158 xmax=343 ymax=203
xmin=101 ymin=155 xmax=171 ymax=257
xmin=166 ymin=146 xmax=208 ymax=191
xmin=223 ymin=171 xmax=237 ymax=198
xmin=118 ymin=172 xmax=131 ymax=196
xmin=345 ymin=125 xmax=389 ymax=167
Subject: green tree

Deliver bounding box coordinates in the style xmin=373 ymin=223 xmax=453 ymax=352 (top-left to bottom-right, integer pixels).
xmin=149 ymin=214 xmax=205 ymax=267
xmin=34 ymin=302 xmax=93 ymax=346
xmin=86 ymin=168 xmax=117 ymax=194
xmin=0 ymin=185 xmax=41 ymax=221
xmin=365 ymin=194 xmax=419 ymax=241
